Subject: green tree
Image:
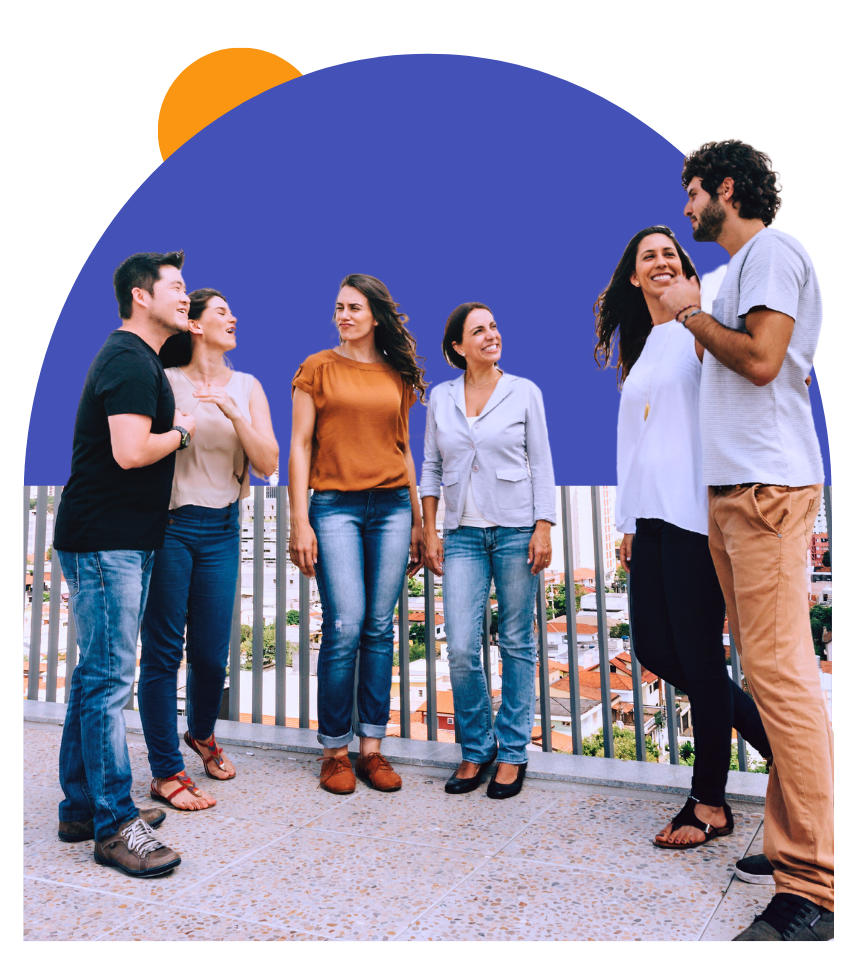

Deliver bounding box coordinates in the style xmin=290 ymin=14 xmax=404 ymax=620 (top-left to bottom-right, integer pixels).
xmin=612 ymin=565 xmax=628 ymax=591
xmin=407 ymin=576 xmax=424 ymax=597
xmin=609 ymin=621 xmax=630 ymax=639
xmin=240 ymin=622 xmax=292 ymax=670
xmin=549 ymin=583 xmax=566 ymax=619
xmin=42 ymin=590 xmax=50 ymax=602
xmin=582 ymin=726 xmax=660 ymax=762
xmin=575 ymin=583 xmax=584 ymax=612
xmin=822 ymin=550 xmax=830 ymax=567
xmin=285 ymin=609 xmax=300 ymax=625
xmin=810 ymin=604 xmax=831 ymax=656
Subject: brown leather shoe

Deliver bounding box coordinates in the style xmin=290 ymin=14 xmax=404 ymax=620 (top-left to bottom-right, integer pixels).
xmin=319 ymin=755 xmax=356 ymax=794
xmin=356 ymin=752 xmax=402 ymax=792
xmin=93 ymin=817 xmax=181 ymax=878
xmin=59 ymin=807 xmax=166 ymax=843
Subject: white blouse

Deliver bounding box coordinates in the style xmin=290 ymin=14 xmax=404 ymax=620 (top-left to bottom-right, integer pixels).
xmin=615 ymin=321 xmax=708 ymax=536
xmin=459 ymin=416 xmax=496 ymax=527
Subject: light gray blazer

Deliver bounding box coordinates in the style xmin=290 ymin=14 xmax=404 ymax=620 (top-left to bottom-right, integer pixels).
xmin=420 ymin=373 xmax=556 ymax=530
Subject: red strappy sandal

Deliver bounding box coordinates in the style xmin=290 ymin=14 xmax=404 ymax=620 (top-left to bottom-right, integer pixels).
xmin=183 ymin=731 xmax=236 ymax=780
xmin=150 ymin=771 xmax=215 ymax=810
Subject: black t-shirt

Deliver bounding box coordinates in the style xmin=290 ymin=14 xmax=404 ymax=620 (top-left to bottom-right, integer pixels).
xmin=53 ymin=330 xmax=177 ymax=551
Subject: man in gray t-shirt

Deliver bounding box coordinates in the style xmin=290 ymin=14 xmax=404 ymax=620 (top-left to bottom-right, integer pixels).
xmin=660 ymin=140 xmax=833 ymax=942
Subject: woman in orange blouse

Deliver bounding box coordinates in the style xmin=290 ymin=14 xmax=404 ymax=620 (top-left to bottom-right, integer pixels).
xmin=289 ymin=274 xmax=426 ymax=794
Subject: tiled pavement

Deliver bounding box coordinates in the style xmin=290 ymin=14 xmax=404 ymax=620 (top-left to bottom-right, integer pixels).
xmin=24 ymin=721 xmax=768 ymax=941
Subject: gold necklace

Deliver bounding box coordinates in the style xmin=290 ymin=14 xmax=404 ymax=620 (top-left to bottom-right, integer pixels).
xmin=465 ymin=369 xmax=501 ymax=389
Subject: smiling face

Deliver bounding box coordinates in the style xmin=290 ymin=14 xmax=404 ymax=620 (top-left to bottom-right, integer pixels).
xmin=630 ymin=233 xmax=685 ymax=298
xmin=190 ymin=295 xmax=237 ymax=351
xmin=146 ymin=264 xmax=190 ymax=333
xmin=684 ymin=176 xmax=727 ymax=242
xmin=335 ymin=285 xmax=377 ymax=343
xmin=453 ymin=308 xmax=501 ymax=368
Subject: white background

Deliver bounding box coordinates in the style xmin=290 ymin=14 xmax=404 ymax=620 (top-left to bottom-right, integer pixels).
xmin=5 ymin=0 xmax=848 ymax=954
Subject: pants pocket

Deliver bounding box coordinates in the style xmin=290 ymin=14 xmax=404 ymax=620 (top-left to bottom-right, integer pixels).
xmin=751 ymin=485 xmax=792 ymax=535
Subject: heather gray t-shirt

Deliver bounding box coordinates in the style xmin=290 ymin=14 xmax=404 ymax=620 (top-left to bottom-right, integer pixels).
xmin=699 ymin=228 xmax=824 ymax=486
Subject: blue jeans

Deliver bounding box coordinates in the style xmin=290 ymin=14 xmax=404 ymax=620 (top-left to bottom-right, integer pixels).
xmin=310 ymin=489 xmax=412 ymax=748
xmin=138 ymin=503 xmax=240 ymax=777
xmin=56 ymin=550 xmax=153 ymax=841
xmin=442 ymin=526 xmax=539 ymax=764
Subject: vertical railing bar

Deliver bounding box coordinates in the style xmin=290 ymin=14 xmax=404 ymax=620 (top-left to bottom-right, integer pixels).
xmin=252 ymin=487 xmax=264 ymax=723
xmin=275 ymin=487 xmax=287 ymax=725
xmin=398 ymin=580 xmax=410 ymax=739
xmin=228 ymin=499 xmax=244 ymax=721
xmin=424 ymin=568 xmax=437 ymax=741
xmin=729 ymin=641 xmax=748 ymax=772
xmin=45 ymin=487 xmax=63 ymax=702
xmin=27 ymin=487 xmax=48 ymax=701
xmin=65 ymin=606 xmax=77 ymax=702
xmin=590 ymin=486 xmax=614 ymax=757
xmin=536 ymin=571 xmax=552 ymax=752
xmin=824 ymin=484 xmax=832 ymax=566
xmin=626 ymin=572 xmax=647 ymax=762
xmin=482 ymin=599 xmax=495 ymax=726
xmin=298 ymin=570 xmax=310 ymax=729
xmin=23 ymin=485 xmax=31 ymax=600
xmin=665 ymin=682 xmax=679 ymax=765
xmin=560 ymin=487 xmax=583 ymax=755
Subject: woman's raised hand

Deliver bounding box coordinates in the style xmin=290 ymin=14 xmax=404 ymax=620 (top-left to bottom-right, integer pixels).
xmin=193 ymin=384 xmax=242 ymax=422
xmin=289 ymin=518 xmax=318 ymax=578
xmin=423 ymin=528 xmax=444 ymax=577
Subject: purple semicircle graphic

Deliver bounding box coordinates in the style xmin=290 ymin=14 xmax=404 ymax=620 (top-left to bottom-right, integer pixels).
xmin=25 ymin=54 xmax=831 ymax=485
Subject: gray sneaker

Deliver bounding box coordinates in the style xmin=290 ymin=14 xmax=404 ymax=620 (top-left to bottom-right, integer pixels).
xmin=734 ymin=853 xmax=775 ymax=885
xmin=94 ymin=817 xmax=181 ymax=877
xmin=59 ymin=807 xmax=166 ymax=843
xmin=733 ymin=893 xmax=833 ymax=941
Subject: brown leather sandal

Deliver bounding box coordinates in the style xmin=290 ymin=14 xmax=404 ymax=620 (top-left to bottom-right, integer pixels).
xmin=653 ymin=796 xmax=733 ymax=849
xmin=183 ymin=730 xmax=236 ymax=780
xmin=150 ymin=771 xmax=215 ymax=810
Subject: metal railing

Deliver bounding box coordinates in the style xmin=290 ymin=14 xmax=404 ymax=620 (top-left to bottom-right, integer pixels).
xmin=26 ymin=484 xmax=824 ymax=768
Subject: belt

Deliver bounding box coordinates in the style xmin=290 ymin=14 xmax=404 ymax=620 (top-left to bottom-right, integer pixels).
xmin=710 ymin=482 xmax=763 ymax=494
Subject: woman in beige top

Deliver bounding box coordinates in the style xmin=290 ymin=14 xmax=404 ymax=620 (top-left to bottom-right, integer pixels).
xmin=289 ymin=273 xmax=426 ymax=795
xmin=139 ymin=289 xmax=278 ymax=811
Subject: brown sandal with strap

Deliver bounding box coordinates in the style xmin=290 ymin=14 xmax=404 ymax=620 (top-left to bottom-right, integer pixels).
xmin=150 ymin=771 xmax=216 ymax=810
xmin=184 ymin=731 xmax=236 ymax=780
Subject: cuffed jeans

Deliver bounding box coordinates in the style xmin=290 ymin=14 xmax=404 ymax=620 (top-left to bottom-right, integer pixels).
xmin=709 ymin=484 xmax=833 ymax=911
xmin=310 ymin=489 xmax=412 ymax=748
xmin=56 ymin=550 xmax=153 ymax=841
xmin=629 ymin=519 xmax=771 ymax=807
xmin=138 ymin=502 xmax=240 ymax=778
xmin=443 ymin=526 xmax=539 ymax=764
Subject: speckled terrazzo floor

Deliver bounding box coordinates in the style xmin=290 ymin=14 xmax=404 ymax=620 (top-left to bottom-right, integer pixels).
xmin=24 ymin=720 xmax=769 ymax=941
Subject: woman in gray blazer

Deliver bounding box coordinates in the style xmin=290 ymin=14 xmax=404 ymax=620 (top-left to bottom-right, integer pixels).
xmin=421 ymin=302 xmax=556 ymax=799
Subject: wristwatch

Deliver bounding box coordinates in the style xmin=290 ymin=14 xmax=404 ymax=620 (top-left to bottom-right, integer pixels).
xmin=171 ymin=425 xmax=191 ymax=450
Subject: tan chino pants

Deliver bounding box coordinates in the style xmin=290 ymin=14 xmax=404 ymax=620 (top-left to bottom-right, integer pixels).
xmin=708 ymin=483 xmax=833 ymax=910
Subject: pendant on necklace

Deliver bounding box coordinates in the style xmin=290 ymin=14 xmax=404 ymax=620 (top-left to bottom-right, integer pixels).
xmin=644 ymin=403 xmax=650 ymax=421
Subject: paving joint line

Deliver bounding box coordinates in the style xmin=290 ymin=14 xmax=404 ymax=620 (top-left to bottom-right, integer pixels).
xmin=697 ymin=819 xmax=764 ymax=941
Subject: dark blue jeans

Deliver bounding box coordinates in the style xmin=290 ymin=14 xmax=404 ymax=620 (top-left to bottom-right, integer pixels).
xmin=310 ymin=489 xmax=412 ymax=748
xmin=56 ymin=550 xmax=153 ymax=841
xmin=138 ymin=503 xmax=240 ymax=778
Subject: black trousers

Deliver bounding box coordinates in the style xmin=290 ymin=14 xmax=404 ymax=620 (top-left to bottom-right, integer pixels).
xmin=629 ymin=518 xmax=771 ymax=806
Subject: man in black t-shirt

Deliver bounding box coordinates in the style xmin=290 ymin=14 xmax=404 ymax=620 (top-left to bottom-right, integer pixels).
xmin=53 ymin=251 xmax=196 ymax=878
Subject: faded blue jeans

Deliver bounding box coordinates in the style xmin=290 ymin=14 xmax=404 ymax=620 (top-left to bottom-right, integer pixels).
xmin=138 ymin=502 xmax=240 ymax=778
xmin=310 ymin=489 xmax=412 ymax=748
xmin=442 ymin=526 xmax=539 ymax=764
xmin=55 ymin=550 xmax=153 ymax=841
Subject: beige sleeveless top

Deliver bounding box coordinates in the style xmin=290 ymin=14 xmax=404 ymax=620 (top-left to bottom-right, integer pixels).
xmin=166 ymin=367 xmax=255 ymax=509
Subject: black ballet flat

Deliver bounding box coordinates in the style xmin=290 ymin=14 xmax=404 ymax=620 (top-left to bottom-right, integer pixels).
xmin=444 ymin=750 xmax=498 ymax=794
xmin=486 ymin=762 xmax=527 ymax=800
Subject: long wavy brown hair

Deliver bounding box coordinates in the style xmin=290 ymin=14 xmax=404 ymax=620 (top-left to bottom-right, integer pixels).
xmin=336 ymin=273 xmax=428 ymax=403
xmin=593 ymin=226 xmax=697 ymax=385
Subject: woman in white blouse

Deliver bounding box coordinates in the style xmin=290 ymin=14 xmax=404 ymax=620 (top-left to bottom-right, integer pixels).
xmin=421 ymin=302 xmax=556 ymax=800
xmin=594 ymin=227 xmax=771 ymax=848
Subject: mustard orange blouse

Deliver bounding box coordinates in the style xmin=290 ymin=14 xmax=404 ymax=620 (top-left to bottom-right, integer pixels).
xmin=292 ymin=349 xmax=416 ymax=491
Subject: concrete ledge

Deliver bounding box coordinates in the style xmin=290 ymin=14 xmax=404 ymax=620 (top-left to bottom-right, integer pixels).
xmin=24 ymin=699 xmax=768 ymax=804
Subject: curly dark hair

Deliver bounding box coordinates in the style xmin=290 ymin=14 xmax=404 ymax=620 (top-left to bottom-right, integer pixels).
xmin=441 ymin=302 xmax=492 ymax=370
xmin=682 ymin=140 xmax=781 ymax=226
xmin=336 ymin=273 xmax=428 ymax=403
xmin=593 ymin=226 xmax=698 ymax=385
xmin=159 ymin=288 xmax=226 ymax=368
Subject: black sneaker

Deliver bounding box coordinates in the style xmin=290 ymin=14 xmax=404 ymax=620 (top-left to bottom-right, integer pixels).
xmin=734 ymin=853 xmax=775 ymax=885
xmin=733 ymin=893 xmax=833 ymax=941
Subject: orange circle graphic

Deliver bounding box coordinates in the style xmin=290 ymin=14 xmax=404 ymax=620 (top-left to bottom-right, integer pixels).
xmin=158 ymin=48 xmax=301 ymax=160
